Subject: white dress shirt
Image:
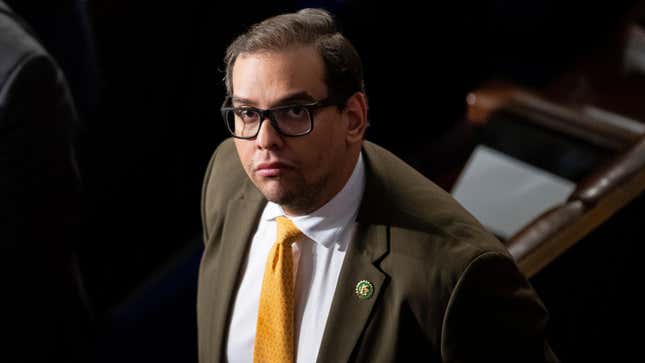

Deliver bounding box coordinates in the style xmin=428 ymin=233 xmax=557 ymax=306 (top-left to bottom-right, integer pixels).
xmin=226 ymin=153 xmax=366 ymax=363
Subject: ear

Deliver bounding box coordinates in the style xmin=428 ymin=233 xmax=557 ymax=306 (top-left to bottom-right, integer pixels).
xmin=343 ymin=92 xmax=368 ymax=145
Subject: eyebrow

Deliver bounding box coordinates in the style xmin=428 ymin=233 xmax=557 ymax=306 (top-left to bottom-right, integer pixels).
xmin=232 ymin=91 xmax=317 ymax=107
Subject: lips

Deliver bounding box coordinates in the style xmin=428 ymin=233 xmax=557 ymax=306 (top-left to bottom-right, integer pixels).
xmin=255 ymin=161 xmax=291 ymax=177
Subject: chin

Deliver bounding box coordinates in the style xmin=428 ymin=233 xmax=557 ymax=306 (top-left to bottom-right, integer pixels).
xmin=254 ymin=175 xmax=315 ymax=212
xmin=257 ymin=181 xmax=291 ymax=203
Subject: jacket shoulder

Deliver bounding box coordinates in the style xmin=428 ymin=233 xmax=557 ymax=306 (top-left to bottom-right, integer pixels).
xmin=0 ymin=5 xmax=48 ymax=85
xmin=362 ymin=141 xmax=513 ymax=308
xmin=202 ymin=139 xmax=246 ymax=204
xmin=201 ymin=138 xmax=258 ymax=241
xmin=362 ymin=141 xmax=506 ymax=255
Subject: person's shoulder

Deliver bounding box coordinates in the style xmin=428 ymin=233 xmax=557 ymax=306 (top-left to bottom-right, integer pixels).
xmin=207 ymin=138 xmax=241 ymax=173
xmin=362 ymin=140 xmax=489 ymax=237
xmin=362 ymin=140 xmax=510 ymax=268
xmin=204 ymin=137 xmax=245 ymax=184
xmin=202 ymin=138 xmax=249 ymax=207
xmin=0 ymin=2 xmax=48 ymax=69
xmin=210 ymin=137 xmax=237 ymax=163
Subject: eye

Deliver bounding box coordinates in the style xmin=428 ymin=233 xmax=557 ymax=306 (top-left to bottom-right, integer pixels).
xmin=235 ymin=108 xmax=259 ymax=123
xmin=284 ymin=106 xmax=307 ymax=119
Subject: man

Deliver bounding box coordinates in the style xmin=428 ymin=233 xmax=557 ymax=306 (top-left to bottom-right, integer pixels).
xmin=0 ymin=2 xmax=92 ymax=361
xmin=198 ymin=8 xmax=557 ymax=363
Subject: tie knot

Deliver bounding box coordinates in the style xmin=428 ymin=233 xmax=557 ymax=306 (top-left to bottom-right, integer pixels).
xmin=275 ymin=216 xmax=302 ymax=246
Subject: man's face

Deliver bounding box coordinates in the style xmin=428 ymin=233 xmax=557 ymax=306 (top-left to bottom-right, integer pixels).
xmin=231 ymin=46 xmax=362 ymax=215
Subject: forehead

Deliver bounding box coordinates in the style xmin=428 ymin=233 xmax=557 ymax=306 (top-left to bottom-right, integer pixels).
xmin=231 ymin=46 xmax=327 ymax=104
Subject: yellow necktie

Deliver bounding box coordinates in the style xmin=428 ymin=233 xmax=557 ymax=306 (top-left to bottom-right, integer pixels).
xmin=254 ymin=216 xmax=302 ymax=363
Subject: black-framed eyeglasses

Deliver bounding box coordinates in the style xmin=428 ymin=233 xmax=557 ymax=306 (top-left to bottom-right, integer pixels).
xmin=220 ymin=97 xmax=342 ymax=139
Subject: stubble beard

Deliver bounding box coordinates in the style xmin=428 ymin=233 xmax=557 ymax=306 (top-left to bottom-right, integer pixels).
xmin=259 ymin=172 xmax=329 ymax=216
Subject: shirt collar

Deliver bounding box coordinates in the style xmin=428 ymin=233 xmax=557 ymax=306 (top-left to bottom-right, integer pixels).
xmin=262 ymin=153 xmax=365 ymax=248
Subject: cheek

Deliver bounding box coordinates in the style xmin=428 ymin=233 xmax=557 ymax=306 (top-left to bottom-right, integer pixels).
xmin=289 ymin=143 xmax=323 ymax=182
xmin=308 ymin=134 xmax=344 ymax=176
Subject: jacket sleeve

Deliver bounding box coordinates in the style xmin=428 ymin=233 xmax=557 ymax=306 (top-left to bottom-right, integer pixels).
xmin=441 ymin=251 xmax=559 ymax=363
xmin=0 ymin=47 xmax=89 ymax=361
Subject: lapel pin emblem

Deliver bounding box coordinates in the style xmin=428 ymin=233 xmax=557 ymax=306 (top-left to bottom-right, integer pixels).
xmin=355 ymin=280 xmax=374 ymax=300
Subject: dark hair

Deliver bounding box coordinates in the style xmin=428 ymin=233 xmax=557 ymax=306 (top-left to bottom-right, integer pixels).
xmin=224 ymin=8 xmax=365 ymax=107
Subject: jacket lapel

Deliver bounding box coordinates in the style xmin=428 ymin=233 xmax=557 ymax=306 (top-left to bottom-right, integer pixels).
xmin=316 ymin=143 xmax=391 ymax=362
xmin=315 ymin=222 xmax=388 ymax=362
xmin=206 ymin=181 xmax=265 ymax=362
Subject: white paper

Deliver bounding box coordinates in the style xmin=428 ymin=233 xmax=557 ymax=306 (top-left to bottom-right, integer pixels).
xmin=451 ymin=145 xmax=576 ymax=239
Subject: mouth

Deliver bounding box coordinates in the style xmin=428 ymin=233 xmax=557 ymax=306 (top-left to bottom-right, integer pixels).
xmin=255 ymin=161 xmax=292 ymax=177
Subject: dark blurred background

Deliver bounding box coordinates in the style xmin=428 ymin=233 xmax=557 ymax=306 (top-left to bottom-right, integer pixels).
xmin=4 ymin=0 xmax=643 ymax=361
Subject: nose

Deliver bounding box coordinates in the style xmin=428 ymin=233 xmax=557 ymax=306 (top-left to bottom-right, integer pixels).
xmin=256 ymin=115 xmax=283 ymax=150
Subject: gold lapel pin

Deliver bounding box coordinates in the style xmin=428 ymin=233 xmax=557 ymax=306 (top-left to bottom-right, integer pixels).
xmin=355 ymin=280 xmax=374 ymax=300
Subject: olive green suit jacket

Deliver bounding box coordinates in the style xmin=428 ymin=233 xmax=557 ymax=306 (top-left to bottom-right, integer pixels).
xmin=198 ymin=139 xmax=558 ymax=362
